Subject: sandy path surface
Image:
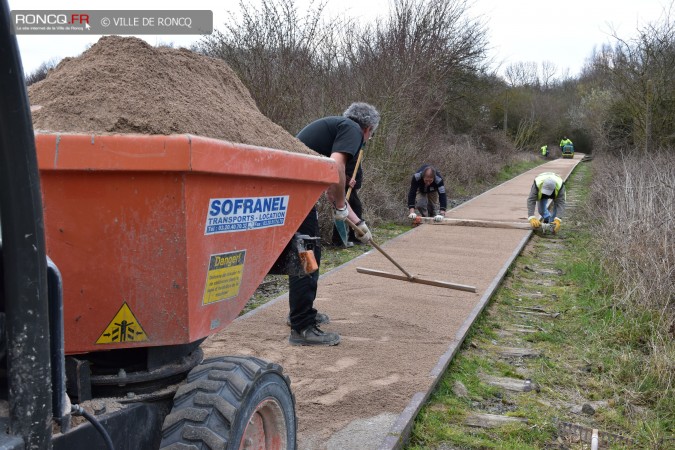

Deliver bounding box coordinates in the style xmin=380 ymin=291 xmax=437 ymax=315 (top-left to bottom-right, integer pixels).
xmin=201 ymin=155 xmax=583 ymax=449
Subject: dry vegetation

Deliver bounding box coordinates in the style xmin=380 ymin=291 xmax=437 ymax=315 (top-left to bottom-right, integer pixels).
xmin=194 ymin=0 xmax=529 ymax=231
xmin=590 ymin=153 xmax=674 ymax=314
xmin=588 ymin=153 xmax=675 ymax=403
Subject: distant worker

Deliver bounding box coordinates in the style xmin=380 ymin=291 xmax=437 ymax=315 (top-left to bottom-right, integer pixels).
xmin=290 ymin=102 xmax=380 ymax=346
xmin=527 ymin=172 xmax=566 ymax=234
xmin=559 ymin=136 xmax=573 ymax=150
xmin=541 ymin=144 xmax=548 ymax=157
xmin=559 ymin=136 xmax=575 ymax=159
xmin=407 ymin=164 xmax=447 ymax=222
xmin=332 ymin=145 xmax=365 ymax=247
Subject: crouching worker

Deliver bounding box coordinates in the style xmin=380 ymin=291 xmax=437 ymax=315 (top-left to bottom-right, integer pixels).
xmin=527 ymin=172 xmax=566 ymax=233
xmin=407 ymin=164 xmax=447 ymax=223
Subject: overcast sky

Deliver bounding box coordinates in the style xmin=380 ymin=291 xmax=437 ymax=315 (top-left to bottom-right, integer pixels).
xmin=9 ymin=0 xmax=672 ymax=78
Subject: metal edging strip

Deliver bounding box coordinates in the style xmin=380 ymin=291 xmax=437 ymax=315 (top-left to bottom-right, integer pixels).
xmin=378 ymin=230 xmax=533 ymax=450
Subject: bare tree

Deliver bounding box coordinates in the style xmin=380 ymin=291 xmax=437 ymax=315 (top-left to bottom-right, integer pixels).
xmin=597 ymin=4 xmax=675 ymax=152
xmin=540 ymin=60 xmax=557 ymax=88
xmin=353 ymin=0 xmax=489 ymax=147
xmin=504 ymin=61 xmax=539 ymax=88
xmin=25 ymin=58 xmax=59 ymax=86
xmin=195 ymin=0 xmax=341 ymax=132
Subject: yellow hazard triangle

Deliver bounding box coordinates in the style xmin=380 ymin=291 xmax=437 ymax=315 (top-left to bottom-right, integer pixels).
xmin=96 ymin=302 xmax=148 ymax=344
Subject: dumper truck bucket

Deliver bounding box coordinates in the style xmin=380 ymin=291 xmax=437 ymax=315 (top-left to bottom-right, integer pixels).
xmin=35 ymin=133 xmax=337 ymax=354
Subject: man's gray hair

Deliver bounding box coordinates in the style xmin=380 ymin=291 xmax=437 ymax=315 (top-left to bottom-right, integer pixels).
xmin=343 ymin=102 xmax=380 ymax=131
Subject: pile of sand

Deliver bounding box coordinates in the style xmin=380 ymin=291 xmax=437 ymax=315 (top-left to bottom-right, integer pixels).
xmin=28 ymin=36 xmax=315 ymax=155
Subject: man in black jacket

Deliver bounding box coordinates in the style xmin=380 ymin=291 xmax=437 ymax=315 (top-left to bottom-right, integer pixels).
xmin=407 ymin=164 xmax=448 ymax=222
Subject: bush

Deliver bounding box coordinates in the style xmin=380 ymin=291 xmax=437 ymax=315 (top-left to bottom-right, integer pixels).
xmin=197 ymin=0 xmax=528 ymax=236
xmin=589 ymin=151 xmax=674 ymax=317
xmin=315 ymin=128 xmax=522 ymax=243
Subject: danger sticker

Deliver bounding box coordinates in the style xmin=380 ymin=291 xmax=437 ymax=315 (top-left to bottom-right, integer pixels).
xmin=205 ymin=195 xmax=288 ymax=235
xmin=202 ymin=250 xmax=246 ymax=305
xmin=96 ymin=303 xmax=148 ymax=344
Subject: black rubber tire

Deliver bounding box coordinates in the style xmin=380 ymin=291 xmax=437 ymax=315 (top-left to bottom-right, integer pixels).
xmin=159 ymin=356 xmax=296 ymax=450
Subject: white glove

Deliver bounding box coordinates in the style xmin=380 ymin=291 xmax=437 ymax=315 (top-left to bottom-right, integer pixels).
xmin=333 ymin=205 xmax=348 ymax=221
xmin=354 ymin=220 xmax=372 ymax=243
xmin=408 ymin=212 xmax=417 ymax=220
xmin=433 ymin=214 xmax=444 ymax=222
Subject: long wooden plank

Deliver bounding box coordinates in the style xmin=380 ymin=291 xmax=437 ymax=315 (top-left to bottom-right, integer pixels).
xmin=419 ymin=217 xmax=531 ymax=230
xmin=496 ymin=347 xmax=542 ymax=357
xmin=356 ymin=267 xmax=477 ymax=293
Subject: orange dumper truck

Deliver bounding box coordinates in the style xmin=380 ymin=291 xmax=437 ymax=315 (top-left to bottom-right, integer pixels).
xmin=0 ymin=4 xmax=336 ymax=447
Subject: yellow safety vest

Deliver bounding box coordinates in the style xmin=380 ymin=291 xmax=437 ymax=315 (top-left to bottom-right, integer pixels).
xmin=535 ymin=172 xmax=563 ymax=199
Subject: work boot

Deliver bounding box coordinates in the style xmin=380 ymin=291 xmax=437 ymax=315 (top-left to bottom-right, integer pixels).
xmin=286 ymin=312 xmax=330 ymax=327
xmin=289 ymin=325 xmax=340 ymax=346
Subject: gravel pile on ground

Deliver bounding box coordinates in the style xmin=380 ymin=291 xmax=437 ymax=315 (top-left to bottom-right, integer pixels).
xmin=28 ymin=36 xmax=315 ymax=155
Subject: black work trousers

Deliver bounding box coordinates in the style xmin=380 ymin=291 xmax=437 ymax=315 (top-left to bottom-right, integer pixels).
xmin=288 ymin=206 xmax=322 ymax=332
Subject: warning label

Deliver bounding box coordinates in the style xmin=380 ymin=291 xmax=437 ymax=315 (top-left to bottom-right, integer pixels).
xmin=205 ymin=195 xmax=289 ymax=235
xmin=96 ymin=303 xmax=148 ymax=344
xmin=203 ymin=250 xmax=246 ymax=305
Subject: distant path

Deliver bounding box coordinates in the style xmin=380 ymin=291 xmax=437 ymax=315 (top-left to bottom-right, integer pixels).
xmin=201 ymin=154 xmax=584 ymax=450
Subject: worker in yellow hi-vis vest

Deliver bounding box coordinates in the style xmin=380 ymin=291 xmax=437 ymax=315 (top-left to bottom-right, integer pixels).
xmin=527 ymin=172 xmax=566 ymax=234
xmin=559 ymin=136 xmax=574 ymax=159
xmin=559 ymin=136 xmax=573 ymax=148
xmin=540 ymin=144 xmax=548 ymax=157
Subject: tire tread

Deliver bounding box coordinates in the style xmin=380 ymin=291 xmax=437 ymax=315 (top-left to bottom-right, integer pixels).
xmin=159 ymin=356 xmax=295 ymax=449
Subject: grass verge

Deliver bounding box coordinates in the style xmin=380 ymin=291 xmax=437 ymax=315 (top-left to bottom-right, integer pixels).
xmin=405 ymin=162 xmax=673 ymax=449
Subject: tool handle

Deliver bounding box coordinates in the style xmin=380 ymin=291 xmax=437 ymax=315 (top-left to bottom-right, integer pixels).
xmin=345 ymin=219 xmax=413 ymax=279
xmin=345 ymin=149 xmax=364 ymax=201
xmin=368 ymin=240 xmax=414 ymax=280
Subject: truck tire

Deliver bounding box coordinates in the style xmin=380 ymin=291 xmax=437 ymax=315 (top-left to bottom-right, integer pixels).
xmin=160 ymin=356 xmax=296 ymax=450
